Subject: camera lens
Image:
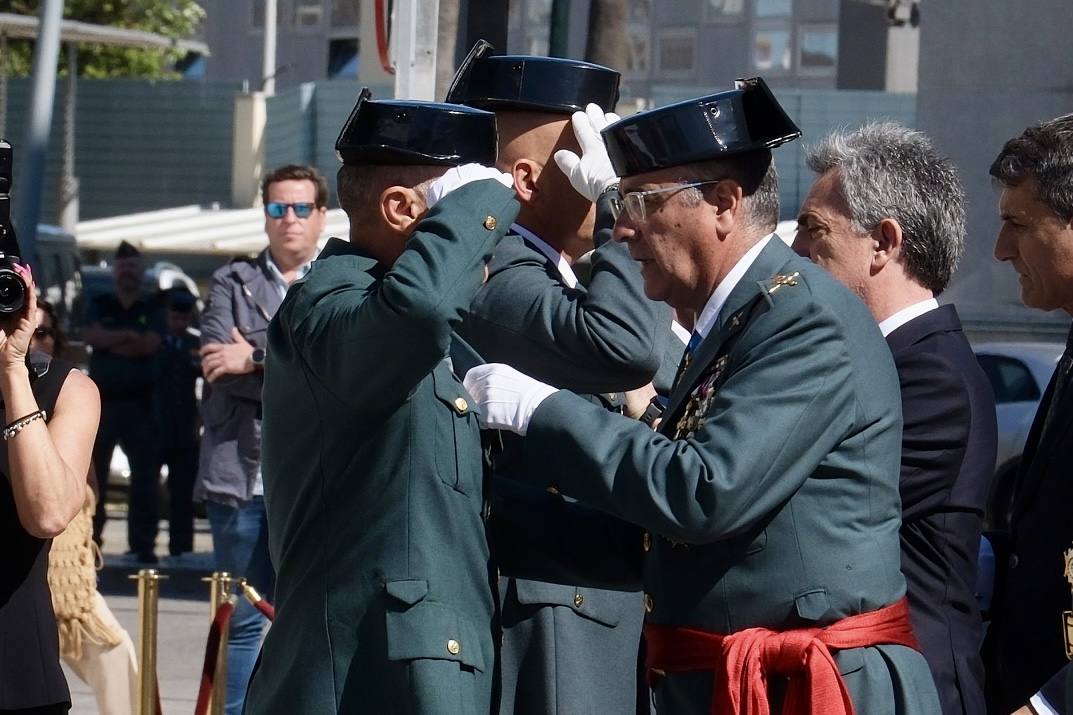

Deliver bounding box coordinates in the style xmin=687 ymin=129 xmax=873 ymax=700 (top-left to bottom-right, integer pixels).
xmin=0 ymin=269 xmax=26 ymax=314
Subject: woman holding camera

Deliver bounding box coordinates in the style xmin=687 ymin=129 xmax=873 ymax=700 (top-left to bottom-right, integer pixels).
xmin=0 ymin=264 xmax=101 ymax=714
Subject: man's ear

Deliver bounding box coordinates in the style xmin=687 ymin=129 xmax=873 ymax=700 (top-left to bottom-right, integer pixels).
xmin=511 ymin=158 xmax=542 ymax=205
xmin=710 ymin=180 xmax=745 ymax=236
xmin=379 ymin=185 xmax=427 ymax=235
xmin=872 ymin=218 xmax=902 ymax=271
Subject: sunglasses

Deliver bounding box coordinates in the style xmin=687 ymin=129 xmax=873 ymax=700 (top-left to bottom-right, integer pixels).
xmin=609 ymin=180 xmax=723 ymax=222
xmin=265 ymin=202 xmax=317 ymax=219
xmin=34 ymin=327 xmax=54 ymax=339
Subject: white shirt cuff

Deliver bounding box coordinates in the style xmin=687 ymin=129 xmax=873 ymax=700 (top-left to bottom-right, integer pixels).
xmin=1031 ymin=692 xmax=1060 ymax=715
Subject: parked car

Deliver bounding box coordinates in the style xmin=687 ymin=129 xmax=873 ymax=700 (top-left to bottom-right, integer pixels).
xmin=974 ymin=341 xmax=1064 ymax=528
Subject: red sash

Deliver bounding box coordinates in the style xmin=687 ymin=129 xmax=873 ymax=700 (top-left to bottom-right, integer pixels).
xmin=644 ymin=597 xmax=919 ymax=715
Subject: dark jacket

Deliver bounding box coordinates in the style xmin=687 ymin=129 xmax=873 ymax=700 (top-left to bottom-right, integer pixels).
xmin=245 ymin=180 xmax=519 ymax=714
xmin=886 ymin=305 xmax=997 ymax=715
xmin=195 ymin=250 xmax=281 ymax=506
xmin=516 ymin=239 xmax=940 ymax=713
xmin=985 ymin=327 xmax=1073 ymax=712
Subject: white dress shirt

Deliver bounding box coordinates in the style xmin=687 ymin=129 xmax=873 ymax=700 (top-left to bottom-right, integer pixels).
xmin=693 ymin=235 xmax=774 ymax=340
xmin=512 ymin=223 xmax=578 ymax=288
xmin=877 ymin=298 xmax=940 ymax=338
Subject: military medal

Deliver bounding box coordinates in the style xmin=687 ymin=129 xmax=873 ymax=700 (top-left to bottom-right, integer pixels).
xmin=673 ymin=356 xmax=729 ymax=439
xmin=1063 ymin=546 xmax=1073 ymax=660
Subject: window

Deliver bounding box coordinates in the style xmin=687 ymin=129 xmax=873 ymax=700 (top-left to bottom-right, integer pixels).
xmin=752 ymin=29 xmax=791 ymax=73
xmin=295 ymin=0 xmax=323 ymax=28
xmin=755 ymin=0 xmax=792 ymax=17
xmin=330 ymin=0 xmax=359 ymax=27
xmin=703 ymin=0 xmax=744 ymax=22
xmin=176 ymin=51 xmax=206 ymax=79
xmin=626 ymin=29 xmax=650 ymax=76
xmin=527 ymin=0 xmax=552 ymax=26
xmin=976 ymin=355 xmax=1042 ymax=404
xmin=798 ymin=26 xmax=837 ymax=75
xmin=658 ymin=31 xmax=695 ymax=75
xmin=328 ymin=38 xmax=359 ymax=79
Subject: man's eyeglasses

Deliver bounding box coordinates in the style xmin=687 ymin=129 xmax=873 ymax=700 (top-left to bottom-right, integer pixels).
xmin=609 ymin=180 xmax=722 ymax=222
xmin=33 ymin=327 xmax=54 ymax=340
xmin=265 ymin=202 xmax=317 ymax=219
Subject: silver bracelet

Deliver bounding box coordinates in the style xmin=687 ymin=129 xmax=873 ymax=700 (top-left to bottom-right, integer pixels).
xmin=2 ymin=409 xmax=46 ymax=440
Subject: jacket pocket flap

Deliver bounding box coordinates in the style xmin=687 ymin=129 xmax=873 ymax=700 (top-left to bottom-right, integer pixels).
xmin=793 ymin=588 xmax=830 ymax=622
xmin=513 ymin=580 xmax=625 ymax=628
xmin=385 ymin=579 xmax=429 ymax=606
xmin=386 ymin=599 xmax=486 ymax=672
xmin=432 ymin=369 xmax=479 ymax=417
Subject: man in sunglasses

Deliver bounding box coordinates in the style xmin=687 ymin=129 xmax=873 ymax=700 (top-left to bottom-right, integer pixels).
xmin=195 ymin=164 xmax=326 ymax=715
xmin=446 ymin=43 xmax=665 ymax=715
xmin=465 ymin=78 xmax=940 ymax=713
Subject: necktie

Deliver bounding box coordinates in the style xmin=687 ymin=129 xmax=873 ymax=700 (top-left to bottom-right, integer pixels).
xmin=1041 ymin=326 xmax=1073 ymax=439
xmin=671 ymin=331 xmax=705 ymax=393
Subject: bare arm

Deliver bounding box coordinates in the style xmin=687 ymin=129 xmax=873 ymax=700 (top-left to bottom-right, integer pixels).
xmin=3 ymin=268 xmax=99 ymax=537
xmin=5 ymin=368 xmax=100 ymax=537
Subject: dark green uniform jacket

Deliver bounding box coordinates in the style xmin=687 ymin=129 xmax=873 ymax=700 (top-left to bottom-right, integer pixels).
xmin=460 ymin=196 xmax=666 ymax=714
xmin=245 ymin=180 xmax=519 ymax=715
xmin=514 ymin=238 xmax=941 ymax=713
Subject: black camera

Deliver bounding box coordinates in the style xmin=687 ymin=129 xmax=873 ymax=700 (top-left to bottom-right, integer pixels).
xmin=0 ymin=140 xmax=27 ymax=315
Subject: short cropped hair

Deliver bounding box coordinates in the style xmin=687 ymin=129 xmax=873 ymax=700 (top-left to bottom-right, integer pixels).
xmin=261 ymin=164 xmax=330 ymax=208
xmin=336 ymin=164 xmax=445 ymax=225
xmin=681 ymin=149 xmax=780 ymax=233
xmin=806 ymin=122 xmax=966 ymax=294
xmin=990 ymin=113 xmax=1073 ymax=223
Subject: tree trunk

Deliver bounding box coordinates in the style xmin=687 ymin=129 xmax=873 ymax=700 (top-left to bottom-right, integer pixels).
xmin=585 ymin=0 xmax=628 ymax=72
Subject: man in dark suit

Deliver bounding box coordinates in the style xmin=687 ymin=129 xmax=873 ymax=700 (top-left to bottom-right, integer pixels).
xmin=448 ymin=47 xmax=665 ymax=714
xmin=793 ymin=122 xmax=997 ymax=715
xmin=245 ymin=90 xmax=519 ymax=714
xmin=983 ymin=112 xmax=1073 ymax=715
xmin=465 ymin=79 xmax=940 ymax=714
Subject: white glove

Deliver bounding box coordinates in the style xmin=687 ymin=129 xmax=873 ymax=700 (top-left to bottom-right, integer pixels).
xmin=553 ymin=103 xmax=621 ymax=203
xmin=463 ymin=363 xmax=558 ymax=436
xmin=426 ymin=163 xmax=514 ymax=208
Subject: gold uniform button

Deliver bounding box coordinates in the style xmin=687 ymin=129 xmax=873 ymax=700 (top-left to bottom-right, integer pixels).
xmin=643 ymin=593 xmax=654 ymax=613
xmin=447 ymin=639 xmax=461 ymax=655
xmin=574 ymin=593 xmax=584 ymax=608
xmin=453 ymin=397 xmax=468 ymax=413
xmin=643 ymin=532 xmax=652 ymax=552
xmin=483 ymin=215 xmax=498 ymax=230
xmin=546 ymin=484 xmax=560 ymax=496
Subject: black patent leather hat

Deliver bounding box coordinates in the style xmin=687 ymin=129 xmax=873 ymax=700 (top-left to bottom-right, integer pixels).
xmin=335 ymin=88 xmax=498 ymax=166
xmin=446 ymin=40 xmax=620 ymax=114
xmin=603 ymin=77 xmax=801 ymax=177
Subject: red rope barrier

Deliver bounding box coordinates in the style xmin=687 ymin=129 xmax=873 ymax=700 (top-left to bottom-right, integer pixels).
xmin=194 ymin=598 xmax=237 ymax=715
xmin=241 ymin=582 xmax=275 ymax=621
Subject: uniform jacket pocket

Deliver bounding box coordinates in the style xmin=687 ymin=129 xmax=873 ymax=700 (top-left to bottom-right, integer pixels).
xmin=512 ymin=579 xmax=626 ymax=628
xmin=385 ymin=579 xmax=487 ymax=672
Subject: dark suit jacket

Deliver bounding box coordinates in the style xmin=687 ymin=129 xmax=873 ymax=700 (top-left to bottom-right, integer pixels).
xmin=985 ymin=327 xmax=1073 ymax=713
xmin=886 ymin=305 xmax=997 ymax=715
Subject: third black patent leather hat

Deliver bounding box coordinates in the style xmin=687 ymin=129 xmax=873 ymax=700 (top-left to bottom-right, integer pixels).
xmin=446 ymin=40 xmax=620 ymax=114
xmin=335 ymin=88 xmax=497 ymax=167
xmin=602 ymin=77 xmax=801 ymax=177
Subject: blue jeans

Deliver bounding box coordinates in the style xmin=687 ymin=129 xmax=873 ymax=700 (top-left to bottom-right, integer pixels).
xmin=206 ymin=498 xmax=275 ymax=715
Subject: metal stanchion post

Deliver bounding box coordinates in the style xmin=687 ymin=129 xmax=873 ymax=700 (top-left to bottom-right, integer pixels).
xmin=130 ymin=568 xmax=166 ymax=715
xmin=203 ymin=572 xmax=238 ymax=715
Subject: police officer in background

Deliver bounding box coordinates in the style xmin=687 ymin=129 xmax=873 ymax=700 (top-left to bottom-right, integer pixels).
xmin=154 ymin=287 xmax=201 ymax=559
xmin=246 ymin=90 xmax=518 ymax=714
xmin=84 ymin=240 xmax=163 ymax=561
xmin=447 ymin=43 xmax=664 ymax=715
xmin=465 ymin=79 xmax=940 ymax=714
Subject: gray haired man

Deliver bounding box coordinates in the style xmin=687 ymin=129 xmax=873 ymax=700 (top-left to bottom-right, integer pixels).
xmin=793 ymin=122 xmax=998 ymax=715
xmin=984 ymin=113 xmax=1073 ymax=715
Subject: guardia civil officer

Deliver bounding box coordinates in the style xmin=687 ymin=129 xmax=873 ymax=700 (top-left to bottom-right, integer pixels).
xmin=244 ymin=90 xmax=518 ymax=714
xmin=465 ymin=79 xmax=941 ymax=714
xmin=447 ymin=42 xmax=665 ymax=715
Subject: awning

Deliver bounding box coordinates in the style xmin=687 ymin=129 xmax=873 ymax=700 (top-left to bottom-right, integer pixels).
xmin=0 ymin=12 xmax=210 ymax=55
xmin=76 ymin=205 xmax=350 ymax=256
